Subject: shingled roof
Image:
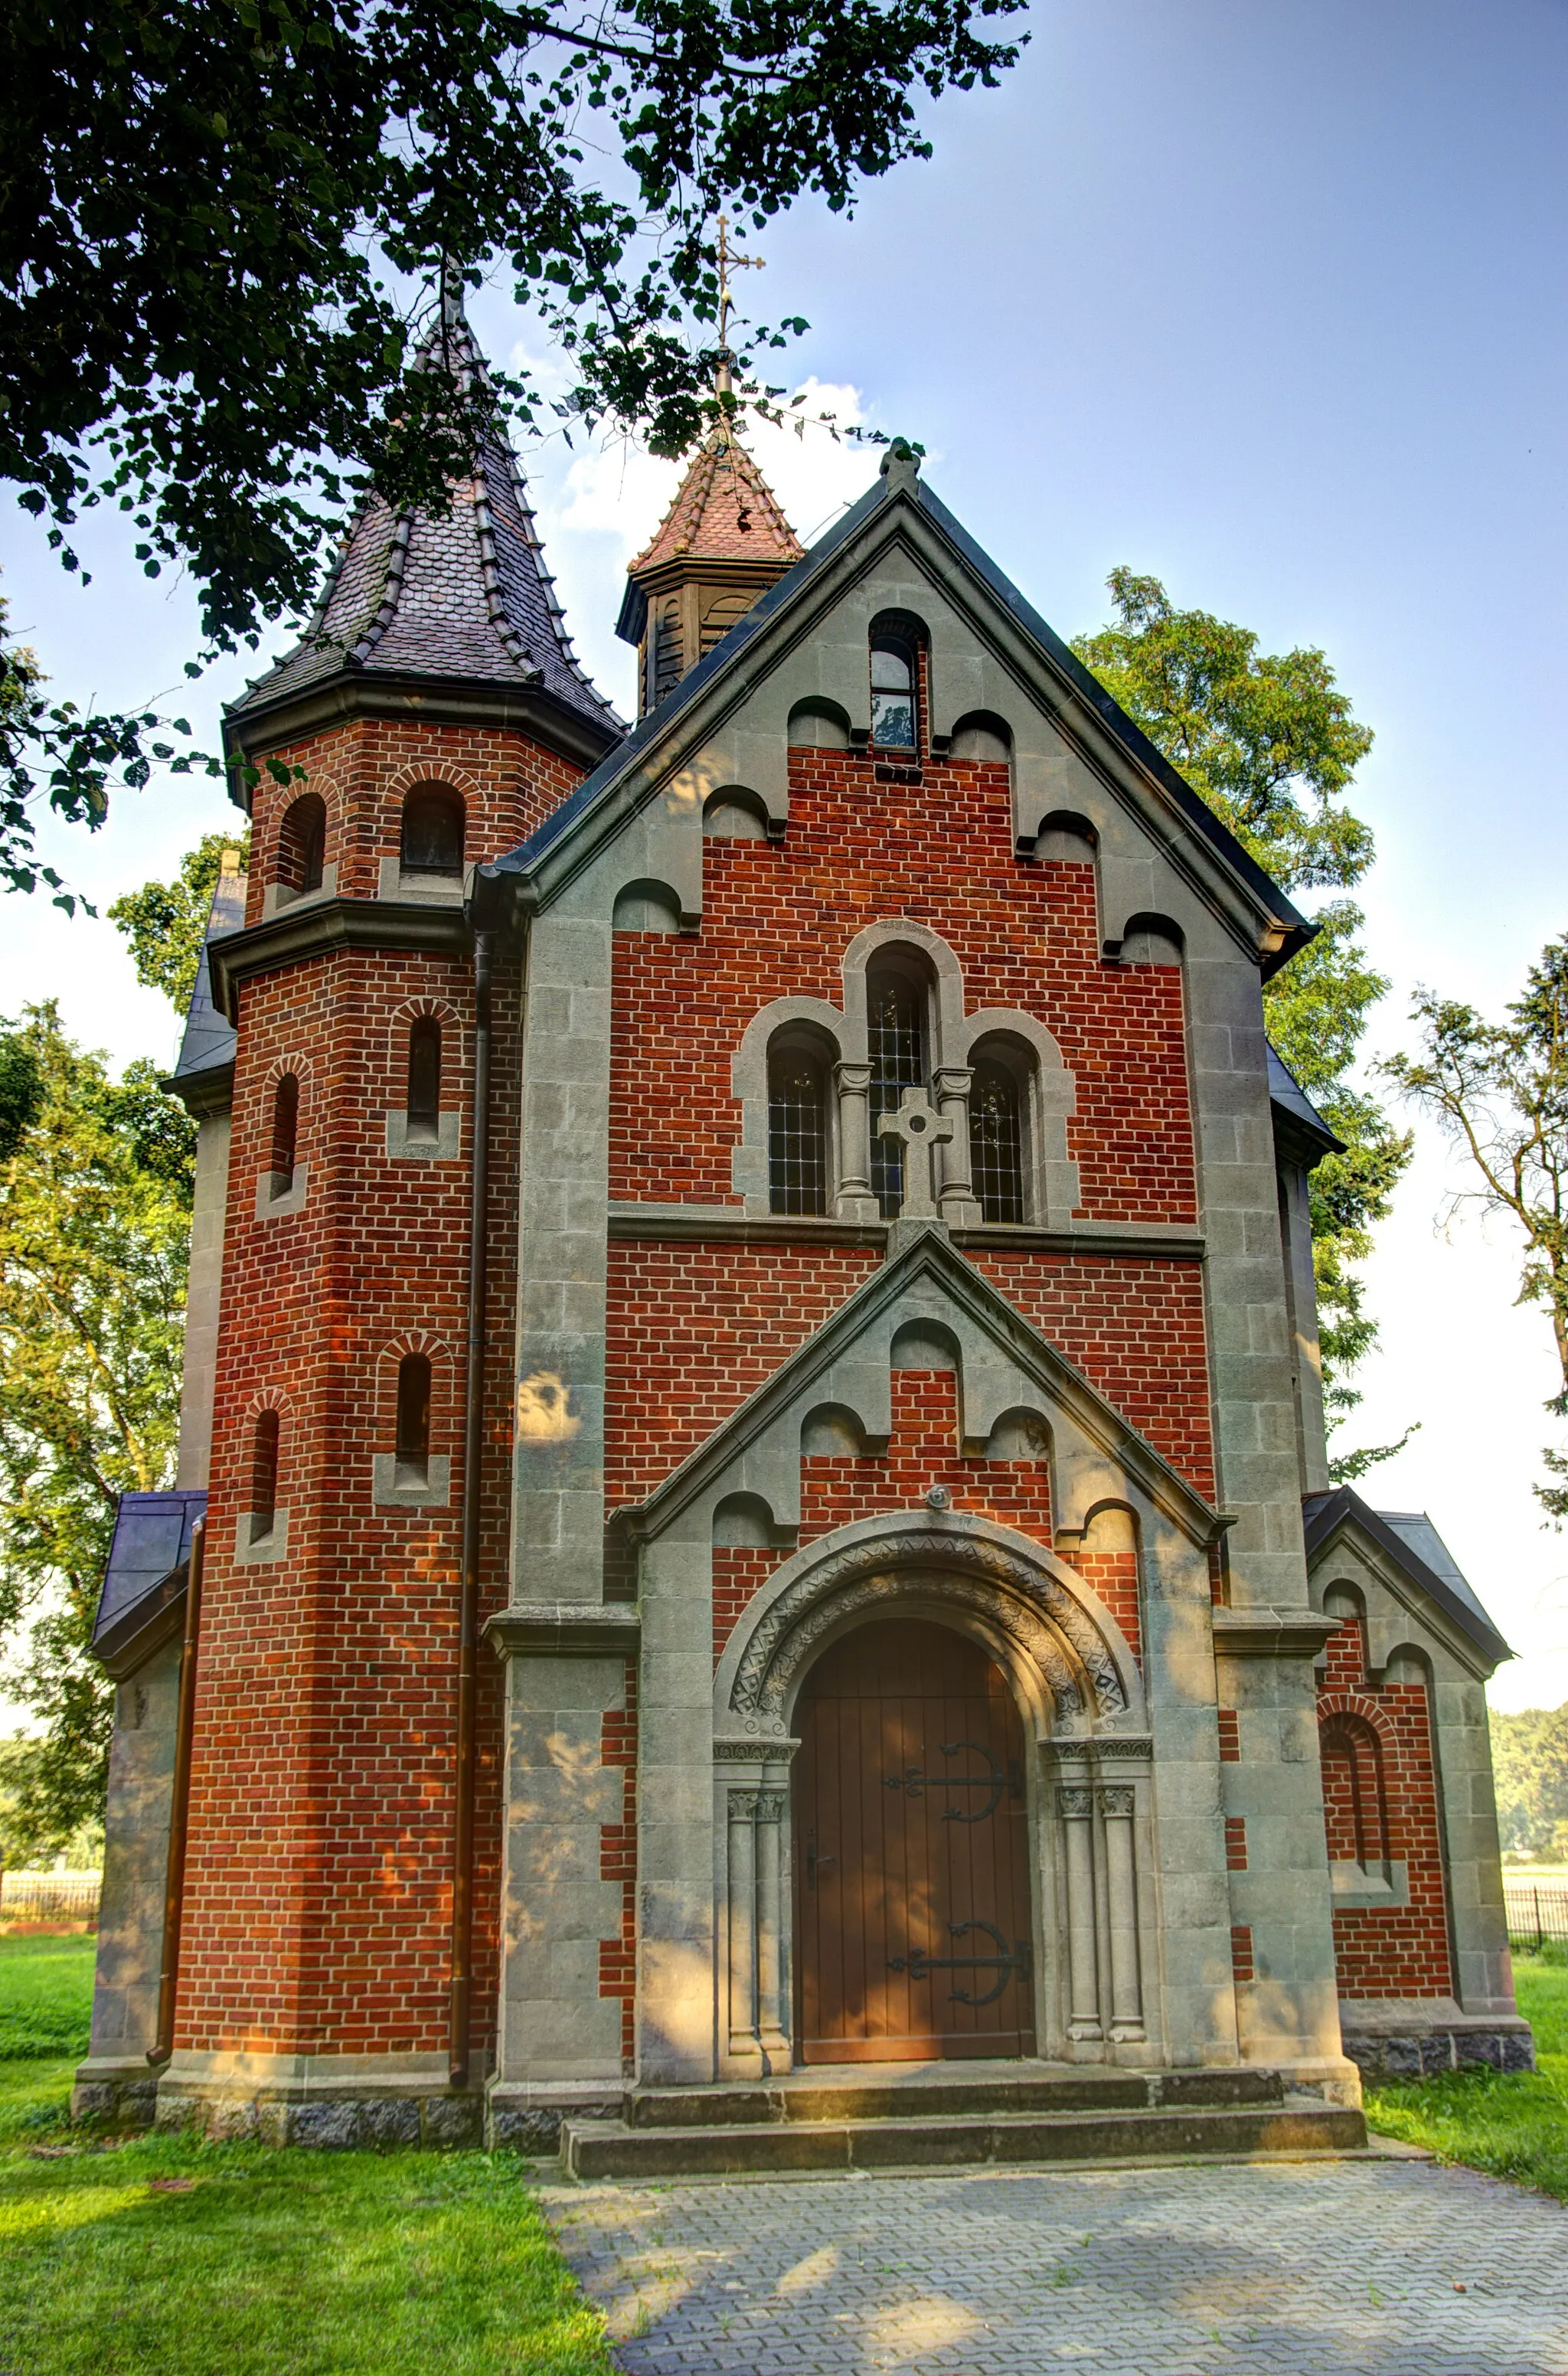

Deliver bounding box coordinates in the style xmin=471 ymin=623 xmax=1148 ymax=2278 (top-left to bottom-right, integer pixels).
xmin=229 ymin=312 xmax=620 ymax=741
xmin=630 ymin=419 xmax=804 ymax=577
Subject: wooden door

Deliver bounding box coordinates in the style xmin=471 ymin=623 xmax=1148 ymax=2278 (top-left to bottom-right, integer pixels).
xmin=795 ymin=1620 xmax=1035 ymax=2062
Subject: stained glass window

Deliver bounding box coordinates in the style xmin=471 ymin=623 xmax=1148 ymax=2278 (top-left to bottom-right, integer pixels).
xmin=970 ymin=1057 xmax=1025 ymax=1224
xmin=769 ymin=1047 xmax=828 ymax=1215
xmin=868 ymin=969 xmax=926 ymax=1216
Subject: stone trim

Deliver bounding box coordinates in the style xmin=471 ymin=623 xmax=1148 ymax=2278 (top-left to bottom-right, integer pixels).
xmin=372 ymin=1453 xmax=452 ymax=1508
xmin=1337 ymin=1998 xmax=1534 ymax=2082
xmin=254 ymin=1160 xmax=309 ymax=1219
xmin=603 ymin=1201 xmax=1205 ymax=1257
xmin=384 ymin=1110 xmax=462 ymax=1162
xmin=1210 ymin=1605 xmax=1338 ymax=1659
xmin=485 ymin=1604 xmax=642 ymax=1659
xmin=234 ymin=1508 xmax=289 ymax=1566
xmin=207 ymin=897 xmax=471 ymax=1024
xmin=260 ymin=863 xmax=338 ymax=921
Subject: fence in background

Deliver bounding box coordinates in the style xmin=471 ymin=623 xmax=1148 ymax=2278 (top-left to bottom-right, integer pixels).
xmin=0 ymin=1870 xmax=102 ymax=1924
xmin=1504 ymin=1880 xmax=1568 ymax=1950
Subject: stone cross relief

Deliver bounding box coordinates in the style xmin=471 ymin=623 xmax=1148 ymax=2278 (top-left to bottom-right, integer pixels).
xmin=877 ymin=1086 xmax=954 ymax=1221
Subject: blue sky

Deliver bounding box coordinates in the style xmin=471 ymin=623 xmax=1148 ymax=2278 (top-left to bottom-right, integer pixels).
xmin=4 ymin=0 xmax=1567 ymax=1704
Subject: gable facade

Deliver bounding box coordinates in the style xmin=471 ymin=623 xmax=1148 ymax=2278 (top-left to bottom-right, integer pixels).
xmin=74 ymin=397 xmax=1528 ymax=2146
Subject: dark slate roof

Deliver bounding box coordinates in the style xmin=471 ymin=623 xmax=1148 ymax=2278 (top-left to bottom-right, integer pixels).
xmin=482 ymin=459 xmax=1314 ymax=966
xmin=172 ymin=867 xmax=247 ymax=1084
xmin=93 ymin=1489 xmax=207 ymax=1649
xmin=1267 ymin=1042 xmax=1345 ymax=1159
xmin=229 ymin=313 xmax=620 ymax=739
xmin=1303 ymin=1485 xmax=1511 ymax=1667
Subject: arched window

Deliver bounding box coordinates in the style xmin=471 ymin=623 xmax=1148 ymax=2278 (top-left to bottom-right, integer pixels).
xmin=768 ymin=1043 xmax=828 ymax=1216
xmin=869 ymin=622 xmax=920 ymax=753
xmin=867 ymin=962 xmax=928 ymax=1217
xmin=269 ymin=1074 xmax=299 ymax=1201
xmin=970 ymin=1056 xmax=1025 ymax=1224
xmin=394 ymin=1355 xmax=432 ymax=1489
xmin=1320 ymin=1714 xmax=1388 ymax=1868
xmin=400 ymin=788 xmax=464 ymax=878
xmin=249 ymin=1410 xmax=280 ymax=1544
xmin=652 ymin=600 xmax=684 ymax=704
xmin=406 ymin=1017 xmax=441 ymax=1142
xmin=279 ymin=793 xmax=327 ymax=895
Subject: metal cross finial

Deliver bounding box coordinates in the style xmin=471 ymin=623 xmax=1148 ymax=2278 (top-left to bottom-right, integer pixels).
xmin=714 ymin=213 xmax=764 ymax=398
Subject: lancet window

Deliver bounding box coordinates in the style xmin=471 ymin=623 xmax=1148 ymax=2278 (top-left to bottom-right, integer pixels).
xmin=767 ymin=1043 xmax=829 ymax=1216
xmin=394 ymin=1355 xmax=433 ymax=1490
xmin=406 ymin=1017 xmax=441 ymax=1142
xmin=970 ymin=1056 xmax=1025 ymax=1224
xmin=249 ymin=1410 xmax=280 ymax=1544
xmin=867 ymin=965 xmax=928 ymax=1217
xmin=269 ymin=1075 xmax=299 ymax=1201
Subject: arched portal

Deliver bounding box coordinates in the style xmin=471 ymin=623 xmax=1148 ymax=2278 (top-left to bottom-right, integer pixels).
xmin=795 ymin=1618 xmax=1035 ymax=2062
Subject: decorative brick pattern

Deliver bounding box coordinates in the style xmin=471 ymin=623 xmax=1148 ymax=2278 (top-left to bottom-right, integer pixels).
xmin=1224 ymin=1816 xmax=1248 ymax=1871
xmin=1217 ymin=1707 xmax=1241 ymax=1763
xmin=1230 ymin=1924 xmax=1255 ymax=1984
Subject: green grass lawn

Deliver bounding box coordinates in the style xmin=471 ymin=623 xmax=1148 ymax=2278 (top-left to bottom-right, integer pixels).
xmin=0 ymin=1936 xmax=611 ymax=2376
xmin=1364 ymin=1951 xmax=1568 ymax=2200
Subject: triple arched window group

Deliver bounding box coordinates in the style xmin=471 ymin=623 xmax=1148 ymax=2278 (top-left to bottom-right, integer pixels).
xmin=766 ymin=951 xmax=1034 ymax=1225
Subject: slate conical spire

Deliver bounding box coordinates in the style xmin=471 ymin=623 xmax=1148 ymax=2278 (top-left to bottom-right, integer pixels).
xmin=230 ymin=310 xmax=622 ymax=752
xmin=616 ymin=413 xmax=805 ymax=716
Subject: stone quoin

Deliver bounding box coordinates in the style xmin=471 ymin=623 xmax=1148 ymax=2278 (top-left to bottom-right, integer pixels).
xmin=73 ymin=323 xmax=1530 ymax=2154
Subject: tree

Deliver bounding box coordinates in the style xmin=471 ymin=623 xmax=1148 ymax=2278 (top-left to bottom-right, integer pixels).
xmin=108 ymin=831 xmax=250 ymax=1017
xmin=0 ymin=1005 xmax=194 ymax=1839
xmin=1383 ymin=940 xmax=1568 ymax=1520
xmin=1488 ymin=1702 xmax=1568 ymax=1859
xmin=0 ymin=0 xmax=1024 ymax=886
xmin=1073 ymin=569 xmax=1412 ymax=1472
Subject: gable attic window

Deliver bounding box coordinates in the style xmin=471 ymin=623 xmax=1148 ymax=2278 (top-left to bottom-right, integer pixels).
xmin=406 ymin=1017 xmax=442 ymax=1143
xmin=400 ymin=788 xmax=464 ymax=881
xmin=869 ymin=623 xmax=919 ymax=754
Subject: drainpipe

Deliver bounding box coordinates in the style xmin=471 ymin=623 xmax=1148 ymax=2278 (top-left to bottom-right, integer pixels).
xmin=149 ymin=1514 xmax=205 ymax=2068
xmin=449 ymin=906 xmax=495 ymax=2087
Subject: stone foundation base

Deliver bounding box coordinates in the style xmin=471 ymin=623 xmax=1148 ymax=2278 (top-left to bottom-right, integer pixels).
xmin=1338 ymin=1999 xmax=1535 ymax=2082
xmin=485 ymin=2077 xmax=625 ymax=2154
xmin=143 ymin=2049 xmax=485 ymax=2149
xmin=1259 ymin=2054 xmax=1364 ymax=2110
xmin=71 ymin=2057 xmax=161 ymax=2131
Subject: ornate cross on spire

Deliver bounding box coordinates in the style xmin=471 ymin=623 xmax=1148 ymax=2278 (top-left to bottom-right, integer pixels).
xmin=714 ymin=213 xmax=764 ymax=398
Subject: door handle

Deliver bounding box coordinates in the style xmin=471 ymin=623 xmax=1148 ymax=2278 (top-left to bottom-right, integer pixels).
xmin=807 ymin=1842 xmax=837 ymax=1890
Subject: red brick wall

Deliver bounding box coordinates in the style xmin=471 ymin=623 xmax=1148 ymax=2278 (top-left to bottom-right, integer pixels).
xmin=178 ymin=938 xmax=525 ymax=2059
xmin=599 ymin=1662 xmax=638 ymax=2065
xmin=608 ymin=753 xmax=1194 ymax=1222
xmin=1318 ymin=1617 xmax=1453 ymax=2000
xmin=243 ymin=715 xmax=580 ymax=924
xmin=606 ymin=1244 xmax=1214 ymax=1513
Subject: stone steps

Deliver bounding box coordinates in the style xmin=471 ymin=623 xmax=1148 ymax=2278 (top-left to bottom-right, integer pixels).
xmin=560 ymin=2068 xmax=1366 ymax=2180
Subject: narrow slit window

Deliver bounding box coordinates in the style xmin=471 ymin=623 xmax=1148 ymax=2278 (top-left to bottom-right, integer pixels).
xmin=768 ymin=1046 xmax=828 ymax=1216
xmin=407 ymin=1017 xmax=441 ymax=1142
xmin=400 ymin=789 xmax=464 ymax=878
xmin=870 ymin=636 xmax=917 ymax=753
xmin=867 ymin=969 xmax=926 ymax=1217
xmin=279 ymin=793 xmax=327 ymax=894
xmin=395 ymin=1355 xmax=432 ymax=1489
xmin=299 ymin=805 xmax=325 ymax=894
xmin=269 ymin=1074 xmax=299 ymax=1201
xmin=970 ymin=1057 xmax=1025 ymax=1224
xmin=249 ymin=1410 xmax=280 ymax=1544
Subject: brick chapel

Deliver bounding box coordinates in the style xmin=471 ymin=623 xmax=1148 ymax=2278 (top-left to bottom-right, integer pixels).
xmin=77 ymin=316 xmax=1530 ymax=2163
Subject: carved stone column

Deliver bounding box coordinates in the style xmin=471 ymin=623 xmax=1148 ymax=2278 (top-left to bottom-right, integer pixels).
xmin=725 ymin=1784 xmax=791 ymax=2069
xmin=933 ymin=1064 xmax=980 ymax=1226
xmin=876 ymin=1086 xmax=954 ymax=1221
xmin=1099 ymin=1785 xmax=1145 ymax=2041
xmin=1057 ymin=1784 xmax=1102 ymax=2041
xmin=833 ymin=1061 xmax=877 ymax=1222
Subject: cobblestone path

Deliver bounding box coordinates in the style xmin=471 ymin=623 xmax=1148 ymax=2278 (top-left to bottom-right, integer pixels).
xmin=541 ymin=2155 xmax=1568 ymax=2374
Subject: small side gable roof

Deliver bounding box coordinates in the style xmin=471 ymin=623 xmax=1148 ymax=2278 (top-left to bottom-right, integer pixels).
xmin=617 ymin=1227 xmax=1223 ymax=1547
xmin=476 ymin=459 xmax=1313 ymax=972
xmin=1304 ymin=1485 xmax=1511 ymax=1669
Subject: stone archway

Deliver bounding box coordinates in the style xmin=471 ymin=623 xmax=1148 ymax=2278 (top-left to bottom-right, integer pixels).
xmin=711 ymin=1514 xmax=1148 ymax=2076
